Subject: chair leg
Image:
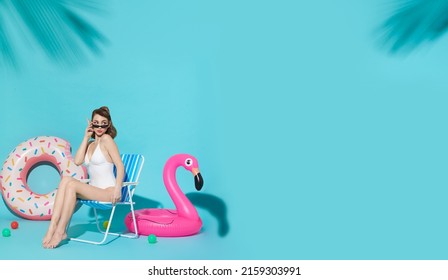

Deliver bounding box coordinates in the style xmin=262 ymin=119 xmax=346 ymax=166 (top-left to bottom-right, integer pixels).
xmin=70 ymin=207 xmax=117 ymax=245
xmin=105 ymin=205 xmax=139 ymax=239
xmin=129 ymin=199 xmax=139 ymax=237
xmin=70 ymin=205 xmax=138 ymax=245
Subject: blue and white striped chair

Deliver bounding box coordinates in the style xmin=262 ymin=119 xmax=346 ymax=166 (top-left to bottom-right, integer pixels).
xmin=70 ymin=154 xmax=145 ymax=245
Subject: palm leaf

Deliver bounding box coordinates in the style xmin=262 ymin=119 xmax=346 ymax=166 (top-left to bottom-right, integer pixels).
xmin=0 ymin=1 xmax=16 ymax=66
xmin=381 ymin=0 xmax=448 ymax=53
xmin=1 ymin=0 xmax=106 ymax=67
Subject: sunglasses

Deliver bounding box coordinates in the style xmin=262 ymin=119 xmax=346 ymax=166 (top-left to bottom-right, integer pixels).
xmin=91 ymin=124 xmax=109 ymax=129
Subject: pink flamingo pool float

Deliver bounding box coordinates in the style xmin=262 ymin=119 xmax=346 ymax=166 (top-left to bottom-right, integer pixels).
xmin=124 ymin=154 xmax=204 ymax=237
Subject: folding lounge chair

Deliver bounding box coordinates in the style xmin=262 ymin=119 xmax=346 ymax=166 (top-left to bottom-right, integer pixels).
xmin=70 ymin=153 xmax=145 ymax=245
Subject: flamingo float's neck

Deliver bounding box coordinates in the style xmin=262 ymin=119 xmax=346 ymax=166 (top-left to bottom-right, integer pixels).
xmin=163 ymin=159 xmax=199 ymax=220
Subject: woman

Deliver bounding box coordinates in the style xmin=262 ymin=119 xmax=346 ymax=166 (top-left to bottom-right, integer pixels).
xmin=42 ymin=106 xmax=124 ymax=249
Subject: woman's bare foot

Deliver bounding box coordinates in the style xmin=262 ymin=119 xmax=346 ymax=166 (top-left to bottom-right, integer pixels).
xmin=45 ymin=232 xmax=67 ymax=249
xmin=42 ymin=224 xmax=57 ymax=247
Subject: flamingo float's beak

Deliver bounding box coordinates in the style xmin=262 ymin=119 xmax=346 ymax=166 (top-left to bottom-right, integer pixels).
xmin=192 ymin=168 xmax=203 ymax=191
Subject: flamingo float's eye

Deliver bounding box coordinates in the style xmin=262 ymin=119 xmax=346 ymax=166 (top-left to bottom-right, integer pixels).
xmin=185 ymin=158 xmax=193 ymax=166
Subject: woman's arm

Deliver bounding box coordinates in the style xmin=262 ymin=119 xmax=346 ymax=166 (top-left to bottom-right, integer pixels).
xmin=103 ymin=135 xmax=124 ymax=203
xmin=74 ymin=119 xmax=93 ymax=166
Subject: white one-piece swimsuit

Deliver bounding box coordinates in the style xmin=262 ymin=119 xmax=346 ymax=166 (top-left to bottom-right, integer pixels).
xmin=84 ymin=140 xmax=116 ymax=189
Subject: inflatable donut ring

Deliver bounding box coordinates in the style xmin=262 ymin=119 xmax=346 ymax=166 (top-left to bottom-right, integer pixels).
xmin=0 ymin=136 xmax=88 ymax=220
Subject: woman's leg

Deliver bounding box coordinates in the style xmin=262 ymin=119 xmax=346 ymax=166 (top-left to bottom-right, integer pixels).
xmin=45 ymin=180 xmax=113 ymax=249
xmin=42 ymin=176 xmax=71 ymax=246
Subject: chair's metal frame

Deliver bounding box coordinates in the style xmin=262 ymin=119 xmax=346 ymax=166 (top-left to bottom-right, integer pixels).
xmin=70 ymin=155 xmax=144 ymax=245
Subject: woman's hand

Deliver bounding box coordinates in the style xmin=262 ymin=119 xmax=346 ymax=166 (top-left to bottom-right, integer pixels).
xmin=111 ymin=187 xmax=122 ymax=205
xmin=85 ymin=118 xmax=93 ymax=139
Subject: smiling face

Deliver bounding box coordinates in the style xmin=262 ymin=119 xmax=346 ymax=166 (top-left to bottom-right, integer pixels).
xmin=91 ymin=114 xmax=110 ymax=137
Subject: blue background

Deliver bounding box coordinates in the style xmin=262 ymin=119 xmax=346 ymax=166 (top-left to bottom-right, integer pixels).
xmin=1 ymin=0 xmax=448 ymax=259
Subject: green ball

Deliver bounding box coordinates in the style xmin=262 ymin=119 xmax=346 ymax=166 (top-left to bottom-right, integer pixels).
xmin=147 ymin=234 xmax=157 ymax=244
xmin=2 ymin=228 xmax=11 ymax=237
